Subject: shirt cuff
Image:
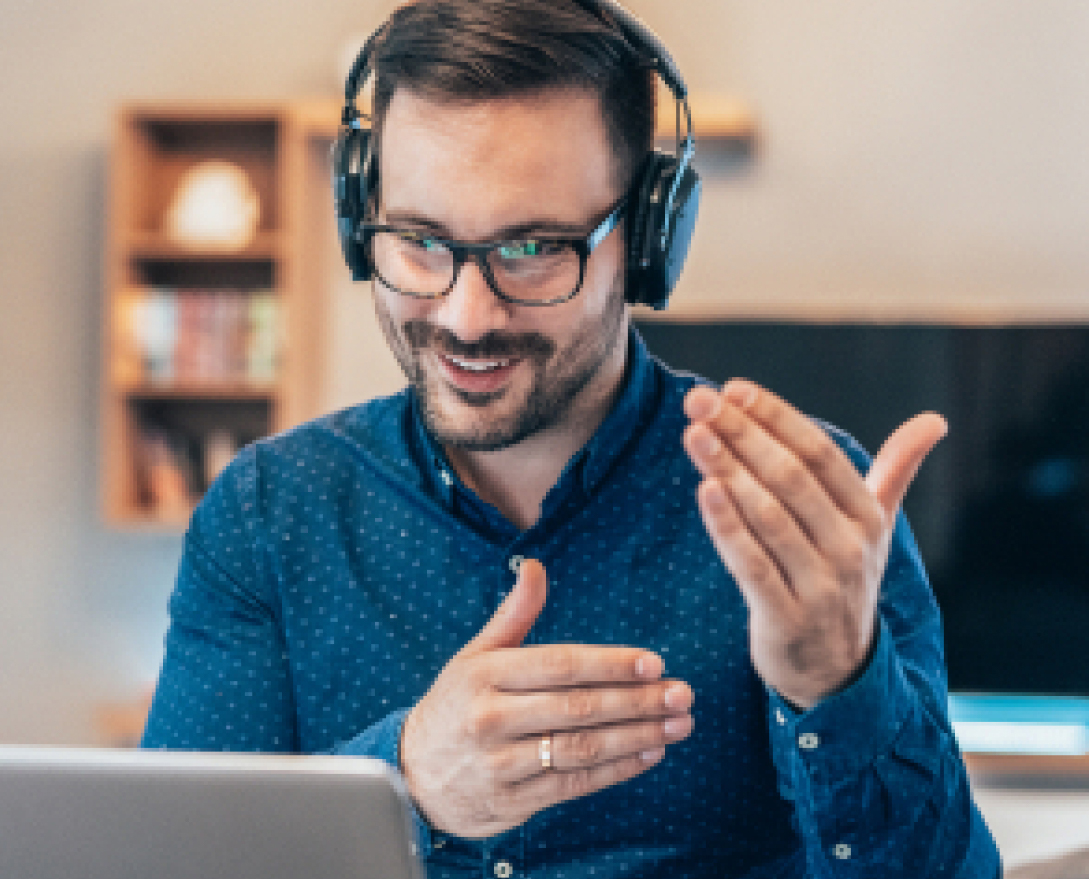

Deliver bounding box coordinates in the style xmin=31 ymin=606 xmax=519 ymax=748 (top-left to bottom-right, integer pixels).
xmin=766 ymin=616 xmax=936 ymax=781
xmin=330 ymin=707 xmax=440 ymax=858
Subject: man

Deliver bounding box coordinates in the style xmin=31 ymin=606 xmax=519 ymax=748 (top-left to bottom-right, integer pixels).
xmin=142 ymin=1 xmax=1001 ymax=876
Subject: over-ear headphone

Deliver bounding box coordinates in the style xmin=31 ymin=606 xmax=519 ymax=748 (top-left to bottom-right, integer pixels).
xmin=332 ymin=0 xmax=701 ymax=310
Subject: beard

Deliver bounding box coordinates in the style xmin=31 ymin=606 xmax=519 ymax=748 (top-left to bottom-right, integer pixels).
xmin=373 ymin=283 xmax=627 ymax=452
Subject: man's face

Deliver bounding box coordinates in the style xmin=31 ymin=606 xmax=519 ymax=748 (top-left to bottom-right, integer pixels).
xmin=372 ymin=87 xmax=630 ymax=452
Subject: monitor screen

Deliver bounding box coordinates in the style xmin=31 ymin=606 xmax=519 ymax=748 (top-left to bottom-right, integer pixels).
xmin=635 ymin=319 xmax=1089 ymax=698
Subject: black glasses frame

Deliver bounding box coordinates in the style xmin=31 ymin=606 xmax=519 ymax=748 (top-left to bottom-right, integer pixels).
xmin=354 ymin=196 xmax=628 ymax=306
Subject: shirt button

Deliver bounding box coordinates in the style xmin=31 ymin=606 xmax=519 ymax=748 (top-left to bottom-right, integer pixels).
xmin=439 ymin=470 xmax=453 ymax=487
xmin=775 ymin=709 xmax=786 ymax=725
xmin=834 ymin=843 xmax=852 ymax=860
xmin=798 ymin=732 xmax=820 ymax=750
xmin=508 ymin=555 xmax=525 ymax=574
xmin=494 ymin=860 xmax=514 ymax=878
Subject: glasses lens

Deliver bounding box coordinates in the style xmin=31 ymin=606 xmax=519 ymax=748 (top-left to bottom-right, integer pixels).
xmin=370 ymin=230 xmax=455 ymax=297
xmin=487 ymin=240 xmax=581 ymax=303
xmin=369 ymin=230 xmax=583 ymax=303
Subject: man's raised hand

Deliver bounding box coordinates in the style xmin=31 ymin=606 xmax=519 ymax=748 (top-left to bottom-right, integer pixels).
xmin=399 ymin=559 xmax=694 ymax=839
xmin=683 ymin=380 xmax=947 ymax=710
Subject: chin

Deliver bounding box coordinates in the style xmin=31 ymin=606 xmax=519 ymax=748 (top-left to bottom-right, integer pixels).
xmin=423 ymin=398 xmax=538 ymax=452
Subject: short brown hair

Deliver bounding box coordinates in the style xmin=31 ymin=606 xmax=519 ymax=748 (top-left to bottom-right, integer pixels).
xmin=369 ymin=0 xmax=657 ymax=191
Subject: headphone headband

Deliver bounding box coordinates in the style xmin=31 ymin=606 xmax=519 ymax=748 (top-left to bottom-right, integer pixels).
xmin=575 ymin=0 xmax=686 ymax=99
xmin=332 ymin=0 xmax=701 ymax=309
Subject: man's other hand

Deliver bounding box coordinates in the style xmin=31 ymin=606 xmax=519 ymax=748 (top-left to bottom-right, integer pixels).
xmin=683 ymin=380 xmax=947 ymax=710
xmin=399 ymin=559 xmax=694 ymax=839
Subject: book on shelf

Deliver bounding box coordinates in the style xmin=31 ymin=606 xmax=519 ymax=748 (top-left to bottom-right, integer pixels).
xmin=134 ymin=425 xmax=241 ymax=516
xmin=113 ymin=287 xmax=281 ymax=386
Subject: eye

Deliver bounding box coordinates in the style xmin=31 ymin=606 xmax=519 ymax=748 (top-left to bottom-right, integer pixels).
xmin=497 ymin=239 xmax=567 ymax=260
xmin=403 ymin=233 xmax=445 ymax=253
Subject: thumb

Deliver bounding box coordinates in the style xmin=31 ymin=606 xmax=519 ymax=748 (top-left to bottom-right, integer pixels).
xmin=461 ymin=558 xmax=548 ymax=656
xmin=865 ymin=412 xmax=948 ymax=515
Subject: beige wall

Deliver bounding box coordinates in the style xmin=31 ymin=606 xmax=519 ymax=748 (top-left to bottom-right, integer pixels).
xmin=2 ymin=0 xmax=1089 ymax=862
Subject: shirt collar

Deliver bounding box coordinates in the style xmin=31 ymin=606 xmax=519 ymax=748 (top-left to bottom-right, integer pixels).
xmin=410 ymin=325 xmax=660 ymax=507
xmin=575 ymin=326 xmax=659 ymax=496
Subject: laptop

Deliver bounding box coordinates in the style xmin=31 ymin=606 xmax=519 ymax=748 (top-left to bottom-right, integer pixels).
xmin=0 ymin=746 xmax=424 ymax=879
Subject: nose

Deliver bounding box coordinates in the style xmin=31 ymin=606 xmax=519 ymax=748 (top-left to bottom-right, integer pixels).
xmin=432 ymin=254 xmax=513 ymax=344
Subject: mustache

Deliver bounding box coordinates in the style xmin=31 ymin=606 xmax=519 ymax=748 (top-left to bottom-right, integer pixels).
xmin=402 ymin=321 xmax=555 ymax=359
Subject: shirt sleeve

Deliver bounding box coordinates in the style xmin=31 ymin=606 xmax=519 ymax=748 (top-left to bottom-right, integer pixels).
xmin=139 ymin=444 xmax=298 ymax=753
xmin=138 ymin=442 xmax=435 ymax=853
xmin=762 ymin=432 xmax=1002 ymax=877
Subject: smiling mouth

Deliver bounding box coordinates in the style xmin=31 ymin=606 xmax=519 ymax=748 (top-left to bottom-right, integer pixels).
xmin=435 ymin=352 xmax=524 ymax=395
xmin=445 ymin=356 xmax=511 ymax=372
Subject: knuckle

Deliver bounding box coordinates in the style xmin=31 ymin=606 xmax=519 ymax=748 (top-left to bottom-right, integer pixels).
xmin=779 ymin=460 xmax=808 ymax=495
xmin=705 ymin=491 xmax=742 ymax=536
xmin=746 ymin=552 xmax=779 ymax=589
xmin=718 ymin=408 xmax=746 ymax=440
xmin=485 ymin=747 xmax=518 ymax=781
xmin=603 ymin=756 xmax=648 ymax=791
xmin=860 ymin=507 xmax=888 ymax=543
xmin=540 ymin=645 xmax=578 ymax=684
xmin=566 ymin=728 xmax=604 ymax=766
xmin=468 ymin=795 xmax=506 ymax=833
xmin=465 ymin=703 xmax=503 ymax=741
xmin=646 ymin=684 xmax=670 ymax=714
xmin=802 ymin=435 xmax=839 ymax=473
xmin=555 ymin=767 xmax=594 ymax=801
xmin=810 ymin=587 xmax=842 ymax=620
xmin=753 ymin=497 xmax=789 ymax=537
xmin=562 ymin=688 xmax=599 ymax=723
xmin=836 ymin=543 xmax=870 ymax=584
xmin=462 ymin=657 xmax=491 ymax=690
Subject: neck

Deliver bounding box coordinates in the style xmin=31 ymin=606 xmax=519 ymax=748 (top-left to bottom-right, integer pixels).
xmin=444 ymin=331 xmax=630 ymax=532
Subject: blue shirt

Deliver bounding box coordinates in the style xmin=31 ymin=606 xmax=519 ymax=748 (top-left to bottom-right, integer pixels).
xmin=143 ymin=329 xmax=1001 ymax=878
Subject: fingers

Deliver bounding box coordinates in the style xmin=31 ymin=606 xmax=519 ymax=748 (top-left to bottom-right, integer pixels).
xmin=486 ymin=714 xmax=693 ymax=785
xmin=694 ymin=477 xmax=800 ymax=621
xmin=687 ymin=380 xmax=945 ymax=522
xmin=684 ymin=391 xmax=852 ymax=600
xmin=865 ymin=412 xmax=947 ymax=514
xmin=462 ymin=558 xmax=548 ymax=656
xmin=686 ymin=382 xmax=877 ymax=535
xmin=499 ymin=749 xmax=668 ymax=826
xmin=486 ymin=716 xmax=693 ymax=822
xmin=486 ymin=642 xmax=664 ymax=691
xmin=485 ymin=679 xmax=692 ymax=738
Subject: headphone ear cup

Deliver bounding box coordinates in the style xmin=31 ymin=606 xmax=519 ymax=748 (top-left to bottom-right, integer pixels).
xmin=332 ymin=125 xmax=377 ymax=281
xmin=625 ymin=152 xmax=669 ymax=306
xmin=627 ymin=152 xmax=700 ymax=310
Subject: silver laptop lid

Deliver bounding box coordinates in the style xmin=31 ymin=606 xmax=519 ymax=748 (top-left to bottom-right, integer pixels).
xmin=0 ymin=746 xmax=424 ymax=879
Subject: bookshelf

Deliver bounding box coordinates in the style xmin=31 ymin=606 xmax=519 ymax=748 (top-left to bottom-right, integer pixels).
xmin=102 ymin=102 xmax=326 ymax=527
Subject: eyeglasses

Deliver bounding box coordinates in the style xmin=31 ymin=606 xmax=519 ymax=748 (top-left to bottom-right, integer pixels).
xmin=354 ymin=196 xmax=627 ymax=306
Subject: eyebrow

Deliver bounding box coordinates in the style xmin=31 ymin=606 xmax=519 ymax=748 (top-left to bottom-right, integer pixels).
xmin=380 ymin=210 xmax=589 ymax=240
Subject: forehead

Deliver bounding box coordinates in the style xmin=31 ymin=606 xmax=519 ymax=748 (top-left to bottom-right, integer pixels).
xmin=376 ymin=87 xmax=621 ymax=237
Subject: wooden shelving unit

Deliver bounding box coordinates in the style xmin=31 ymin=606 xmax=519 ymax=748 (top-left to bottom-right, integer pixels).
xmin=101 ymin=101 xmax=328 ymax=527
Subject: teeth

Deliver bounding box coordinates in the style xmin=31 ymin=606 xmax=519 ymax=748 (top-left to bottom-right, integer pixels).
xmin=448 ymin=356 xmax=510 ymax=372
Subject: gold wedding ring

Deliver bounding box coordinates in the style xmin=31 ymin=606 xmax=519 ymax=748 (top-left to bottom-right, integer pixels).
xmin=539 ymin=734 xmax=553 ymax=771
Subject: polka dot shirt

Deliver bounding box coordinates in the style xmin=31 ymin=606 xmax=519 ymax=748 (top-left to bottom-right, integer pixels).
xmin=142 ymin=330 xmax=1000 ymax=878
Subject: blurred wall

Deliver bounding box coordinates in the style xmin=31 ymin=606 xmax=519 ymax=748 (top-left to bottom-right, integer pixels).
xmin=2 ymin=0 xmax=1088 ymax=755
xmin=0 ymin=0 xmax=402 ymax=743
